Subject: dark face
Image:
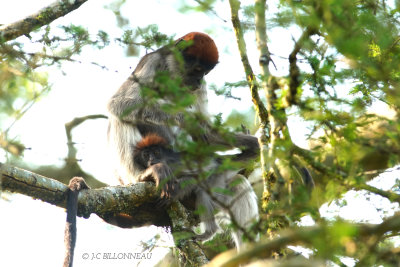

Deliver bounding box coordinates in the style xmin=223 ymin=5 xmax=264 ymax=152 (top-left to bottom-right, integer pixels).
xmin=134 ymin=144 xmax=181 ymax=170
xmin=141 ymin=146 xmax=164 ymax=168
xmin=183 ymin=55 xmax=216 ymax=90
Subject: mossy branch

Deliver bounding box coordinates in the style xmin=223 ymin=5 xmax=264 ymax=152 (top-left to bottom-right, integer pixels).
xmin=228 ymin=0 xmax=269 ymax=125
xmin=288 ymin=27 xmax=318 ymax=105
xmin=352 ymin=183 xmax=400 ymax=204
xmin=0 ymin=0 xmax=89 ymax=42
xmin=229 ymin=0 xmax=272 ymax=207
xmin=0 ymin=162 xmax=171 ymax=226
xmin=168 ymin=201 xmax=209 ymax=266
xmin=207 ymin=213 xmax=400 ymax=267
xmin=0 ymin=162 xmax=213 ymax=265
xmin=253 ymin=0 xmax=277 ymax=202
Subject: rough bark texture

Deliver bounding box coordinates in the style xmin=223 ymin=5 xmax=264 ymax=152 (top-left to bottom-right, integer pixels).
xmin=167 ymin=201 xmax=209 ymax=266
xmin=1 ymin=162 xmax=211 ymax=266
xmin=207 ymin=214 xmax=400 ymax=267
xmin=0 ymin=162 xmax=170 ymax=226
xmin=0 ymin=0 xmax=89 ymax=42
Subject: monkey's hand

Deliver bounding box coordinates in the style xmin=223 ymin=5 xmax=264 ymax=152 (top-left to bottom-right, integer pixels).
xmin=138 ymin=163 xmax=176 ymax=203
xmin=152 ymin=163 xmax=177 ymax=199
xmin=68 ymin=177 xmax=90 ymax=192
xmin=66 ymin=177 xmax=90 ymax=219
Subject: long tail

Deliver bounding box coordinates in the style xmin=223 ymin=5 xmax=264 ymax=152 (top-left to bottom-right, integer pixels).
xmin=64 ymin=177 xmax=89 ymax=267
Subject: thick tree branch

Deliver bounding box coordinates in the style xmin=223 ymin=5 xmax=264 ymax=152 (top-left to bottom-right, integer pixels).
xmin=0 ymin=0 xmax=89 ymax=42
xmin=207 ymin=213 xmax=400 ymax=267
xmin=0 ymin=162 xmax=171 ymax=226
xmin=1 ymin=162 xmax=213 ymax=264
xmin=1 ymin=161 xmax=212 ymax=264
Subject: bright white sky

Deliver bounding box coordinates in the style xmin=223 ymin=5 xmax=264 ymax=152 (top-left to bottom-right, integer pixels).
xmin=0 ymin=1 xmax=399 ymax=267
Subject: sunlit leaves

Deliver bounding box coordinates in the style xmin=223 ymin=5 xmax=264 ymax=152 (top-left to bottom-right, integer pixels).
xmin=135 ymin=25 xmax=170 ymax=49
xmin=0 ymin=56 xmax=49 ymax=156
xmin=96 ymin=30 xmax=110 ymax=49
xmin=0 ymin=59 xmax=49 ymax=123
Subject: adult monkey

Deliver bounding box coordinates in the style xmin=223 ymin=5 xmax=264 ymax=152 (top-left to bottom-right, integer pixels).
xmin=61 ymin=33 xmax=258 ymax=265
xmin=107 ymin=32 xmax=260 ymax=191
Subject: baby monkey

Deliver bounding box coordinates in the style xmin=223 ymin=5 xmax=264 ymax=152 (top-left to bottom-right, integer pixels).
xmin=133 ymin=133 xmax=181 ymax=201
xmin=133 ymin=133 xmax=259 ymax=249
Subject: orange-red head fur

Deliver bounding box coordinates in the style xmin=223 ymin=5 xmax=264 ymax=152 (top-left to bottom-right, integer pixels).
xmin=135 ymin=134 xmax=167 ymax=151
xmin=176 ymin=32 xmax=219 ymax=64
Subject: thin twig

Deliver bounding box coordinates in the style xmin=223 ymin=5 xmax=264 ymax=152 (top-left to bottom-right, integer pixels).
xmin=64 ymin=114 xmax=107 ymax=161
xmin=228 ymin=0 xmax=269 ymax=124
xmin=288 ymin=27 xmax=318 ymax=105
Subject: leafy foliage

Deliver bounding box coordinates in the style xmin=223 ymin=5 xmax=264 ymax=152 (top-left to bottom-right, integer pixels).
xmin=1 ymin=0 xmax=400 ymax=266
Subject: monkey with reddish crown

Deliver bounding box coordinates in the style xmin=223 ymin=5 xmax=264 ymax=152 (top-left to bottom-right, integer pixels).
xmin=107 ymin=32 xmax=259 ymax=186
xmin=106 ymin=32 xmax=260 ymax=248
xmin=61 ymin=33 xmax=260 ymax=266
